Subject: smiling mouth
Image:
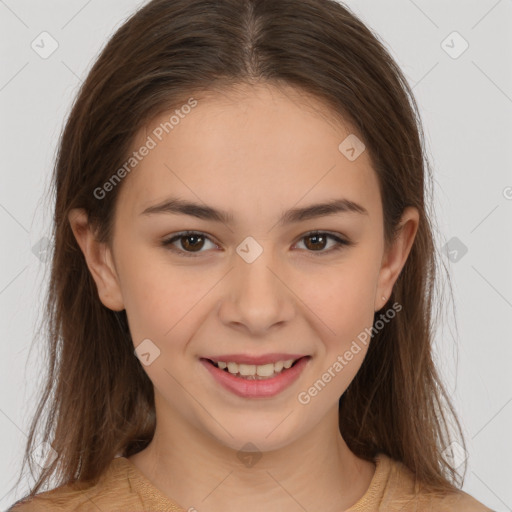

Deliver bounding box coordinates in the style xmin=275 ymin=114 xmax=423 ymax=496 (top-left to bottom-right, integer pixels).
xmin=202 ymin=357 xmax=308 ymax=380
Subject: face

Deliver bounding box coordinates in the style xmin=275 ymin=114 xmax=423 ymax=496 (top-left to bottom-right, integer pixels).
xmin=71 ymin=83 xmax=418 ymax=453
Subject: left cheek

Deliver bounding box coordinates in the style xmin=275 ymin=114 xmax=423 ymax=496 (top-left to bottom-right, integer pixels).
xmin=309 ymin=270 xmax=374 ymax=325
xmin=311 ymin=289 xmax=376 ymax=369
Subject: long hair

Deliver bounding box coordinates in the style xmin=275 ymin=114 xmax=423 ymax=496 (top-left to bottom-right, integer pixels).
xmin=13 ymin=0 xmax=466 ymax=500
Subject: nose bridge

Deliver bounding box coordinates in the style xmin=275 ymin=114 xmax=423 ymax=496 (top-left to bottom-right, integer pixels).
xmin=235 ymin=237 xmax=280 ymax=300
xmin=220 ymin=237 xmax=294 ymax=333
xmin=237 ymin=243 xmax=276 ymax=289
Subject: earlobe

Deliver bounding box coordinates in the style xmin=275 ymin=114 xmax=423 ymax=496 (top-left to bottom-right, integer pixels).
xmin=68 ymin=208 xmax=125 ymax=312
xmin=374 ymin=207 xmax=419 ymax=311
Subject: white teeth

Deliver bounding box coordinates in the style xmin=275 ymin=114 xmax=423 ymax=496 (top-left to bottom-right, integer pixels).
xmin=227 ymin=362 xmax=238 ymax=374
xmin=213 ymin=358 xmax=298 ymax=378
xmin=274 ymin=361 xmax=284 ymax=372
xmin=256 ymin=363 xmax=274 ymax=377
xmin=239 ymin=364 xmax=256 ymax=376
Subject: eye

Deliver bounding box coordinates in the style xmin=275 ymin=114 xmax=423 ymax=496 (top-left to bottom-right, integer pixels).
xmin=161 ymin=231 xmax=218 ymax=257
xmin=293 ymin=231 xmax=353 ymax=255
xmin=161 ymin=230 xmax=353 ymax=257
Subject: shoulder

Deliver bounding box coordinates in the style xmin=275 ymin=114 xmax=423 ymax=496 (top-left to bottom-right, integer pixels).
xmin=383 ymin=454 xmax=494 ymax=512
xmin=417 ymin=489 xmax=494 ymax=512
xmin=433 ymin=491 xmax=495 ymax=512
xmin=296 ymin=453 xmax=496 ymax=512
xmin=7 ymin=458 xmax=147 ymax=512
xmin=8 ymin=485 xmax=91 ymax=512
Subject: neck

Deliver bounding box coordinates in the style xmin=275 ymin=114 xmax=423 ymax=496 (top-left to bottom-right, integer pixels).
xmin=128 ymin=397 xmax=376 ymax=512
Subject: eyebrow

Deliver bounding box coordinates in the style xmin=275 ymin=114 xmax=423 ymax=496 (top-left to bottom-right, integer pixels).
xmin=140 ymin=197 xmax=368 ymax=226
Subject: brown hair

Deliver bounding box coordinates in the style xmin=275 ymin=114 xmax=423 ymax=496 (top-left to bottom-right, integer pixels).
xmin=12 ymin=0 xmax=466 ymax=502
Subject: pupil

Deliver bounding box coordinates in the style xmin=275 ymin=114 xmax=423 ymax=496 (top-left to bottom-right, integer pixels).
xmin=307 ymin=234 xmax=326 ymax=251
xmin=183 ymin=234 xmax=203 ymax=251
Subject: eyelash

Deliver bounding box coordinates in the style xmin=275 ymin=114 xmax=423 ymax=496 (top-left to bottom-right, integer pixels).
xmin=161 ymin=230 xmax=354 ymax=258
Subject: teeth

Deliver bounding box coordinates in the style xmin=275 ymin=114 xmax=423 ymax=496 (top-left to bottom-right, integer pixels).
xmin=213 ymin=359 xmax=298 ymax=378
xmin=239 ymin=364 xmax=256 ymax=376
xmin=227 ymin=362 xmax=238 ymax=374
xmin=255 ymin=363 xmax=274 ymax=377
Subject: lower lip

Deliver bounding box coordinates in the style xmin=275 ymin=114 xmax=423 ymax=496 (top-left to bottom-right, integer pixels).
xmin=200 ymin=357 xmax=310 ymax=398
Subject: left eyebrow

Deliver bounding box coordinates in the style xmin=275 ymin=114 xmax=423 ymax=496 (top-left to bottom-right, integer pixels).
xmin=139 ymin=197 xmax=368 ymax=226
xmin=277 ymin=198 xmax=368 ymax=227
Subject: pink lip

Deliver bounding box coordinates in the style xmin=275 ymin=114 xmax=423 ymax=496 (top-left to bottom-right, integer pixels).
xmin=200 ymin=356 xmax=311 ymax=398
xmin=202 ymin=353 xmax=307 ymax=365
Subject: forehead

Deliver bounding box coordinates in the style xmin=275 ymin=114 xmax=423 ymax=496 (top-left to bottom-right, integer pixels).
xmin=116 ymin=83 xmax=380 ymax=223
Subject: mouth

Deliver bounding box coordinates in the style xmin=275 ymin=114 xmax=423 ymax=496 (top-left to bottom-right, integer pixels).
xmin=201 ymin=356 xmax=306 ymax=380
xmin=199 ymin=356 xmax=311 ymax=398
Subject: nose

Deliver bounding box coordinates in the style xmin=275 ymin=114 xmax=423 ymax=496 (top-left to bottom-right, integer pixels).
xmin=217 ymin=243 xmax=295 ymax=336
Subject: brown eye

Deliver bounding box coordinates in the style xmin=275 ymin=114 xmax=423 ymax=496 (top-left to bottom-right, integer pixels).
xmin=304 ymin=233 xmax=328 ymax=251
xmin=295 ymin=231 xmax=353 ymax=255
xmin=162 ymin=231 xmax=217 ymax=257
xmin=161 ymin=230 xmax=353 ymax=258
xmin=179 ymin=234 xmax=205 ymax=252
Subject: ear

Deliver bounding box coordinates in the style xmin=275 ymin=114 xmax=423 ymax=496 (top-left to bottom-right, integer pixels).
xmin=68 ymin=208 xmax=125 ymax=311
xmin=374 ymin=206 xmax=419 ymax=311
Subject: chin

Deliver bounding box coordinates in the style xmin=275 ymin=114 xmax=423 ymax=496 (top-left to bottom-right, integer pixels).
xmin=202 ymin=415 xmax=305 ymax=455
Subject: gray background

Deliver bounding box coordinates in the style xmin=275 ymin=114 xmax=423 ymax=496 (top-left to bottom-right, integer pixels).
xmin=1 ymin=0 xmax=511 ymax=510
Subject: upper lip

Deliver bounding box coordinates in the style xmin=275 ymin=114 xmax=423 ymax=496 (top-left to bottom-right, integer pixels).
xmin=202 ymin=353 xmax=309 ymax=365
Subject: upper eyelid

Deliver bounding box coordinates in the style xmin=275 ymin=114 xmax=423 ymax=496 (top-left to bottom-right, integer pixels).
xmin=162 ymin=230 xmax=350 ymax=250
xmin=164 ymin=230 xmax=220 ymax=246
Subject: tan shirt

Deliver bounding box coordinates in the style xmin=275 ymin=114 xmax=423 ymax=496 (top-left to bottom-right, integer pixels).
xmin=9 ymin=453 xmax=494 ymax=511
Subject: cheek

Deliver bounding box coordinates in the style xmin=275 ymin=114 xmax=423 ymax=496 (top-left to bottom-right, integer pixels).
xmin=294 ymin=258 xmax=378 ymax=347
xmin=297 ymin=274 xmax=376 ymax=405
xmin=118 ymin=250 xmax=217 ymax=357
xmin=118 ymin=233 xmax=380 ymax=344
xmin=115 ymin=247 xmax=181 ymax=343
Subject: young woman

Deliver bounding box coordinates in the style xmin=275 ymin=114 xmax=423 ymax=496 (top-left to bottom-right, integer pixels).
xmin=9 ymin=0 xmax=493 ymax=510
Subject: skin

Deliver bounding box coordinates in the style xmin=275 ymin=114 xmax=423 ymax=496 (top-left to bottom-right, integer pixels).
xmin=69 ymin=82 xmax=419 ymax=512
